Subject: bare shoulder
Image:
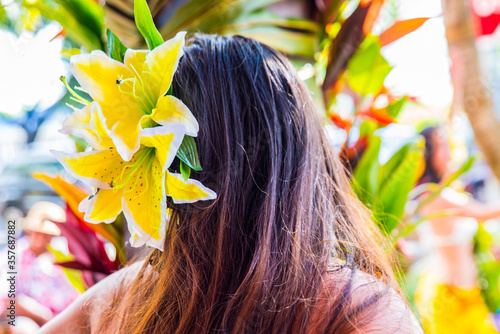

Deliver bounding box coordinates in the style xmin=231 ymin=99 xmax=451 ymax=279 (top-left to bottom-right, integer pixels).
xmin=324 ymin=266 xmax=423 ymax=334
xmin=37 ymin=260 xmax=144 ymax=334
xmin=354 ymin=283 xmax=423 ymax=333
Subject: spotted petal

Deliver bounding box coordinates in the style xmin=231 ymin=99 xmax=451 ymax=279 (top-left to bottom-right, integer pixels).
xmin=165 ymin=171 xmax=216 ymax=204
xmin=145 ymin=31 xmax=186 ymax=99
xmin=140 ymin=124 xmax=186 ymax=173
xmin=52 ymin=148 xmax=126 ymax=189
xmin=122 ymin=157 xmax=166 ymax=250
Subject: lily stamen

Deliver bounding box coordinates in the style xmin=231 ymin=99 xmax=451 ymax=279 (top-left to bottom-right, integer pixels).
xmin=70 ymin=96 xmax=88 ymax=106
xmin=60 ymin=76 xmax=90 ymax=105
xmin=116 ymin=78 xmax=152 ymax=115
xmin=129 ymin=64 xmax=156 ymax=108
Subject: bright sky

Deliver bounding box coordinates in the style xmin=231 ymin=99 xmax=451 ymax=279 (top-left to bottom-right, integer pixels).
xmin=382 ymin=0 xmax=453 ymax=109
xmin=0 ymin=23 xmax=67 ymax=116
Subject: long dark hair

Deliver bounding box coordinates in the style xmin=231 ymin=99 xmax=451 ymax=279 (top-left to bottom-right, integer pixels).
xmin=420 ymin=126 xmax=442 ymax=184
xmin=100 ymin=34 xmax=397 ymax=333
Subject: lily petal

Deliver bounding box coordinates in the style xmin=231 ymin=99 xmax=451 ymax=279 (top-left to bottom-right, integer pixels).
xmin=150 ymin=95 xmax=199 ymax=136
xmin=126 ymin=224 xmax=165 ymax=251
xmin=70 ymin=50 xmax=134 ymax=103
xmin=121 ymin=157 xmax=166 ymax=249
xmin=128 ymin=228 xmax=148 ymax=249
xmin=165 ymin=171 xmax=217 ymax=204
xmin=79 ymin=188 xmax=123 ymax=224
xmin=140 ymin=124 xmax=186 ymax=173
xmin=127 ymin=207 xmax=173 ymax=249
xmin=124 ymin=49 xmax=148 ymax=77
xmin=52 ymin=148 xmax=126 ymax=189
xmin=107 ymin=111 xmax=144 ymax=161
xmin=59 ymin=102 xmax=101 ymax=149
xmin=145 ymin=31 xmax=186 ymax=99
xmin=88 ymin=102 xmax=114 ymax=148
xmin=60 ymin=102 xmax=114 ymax=150
xmin=70 ymin=50 xmax=146 ymax=161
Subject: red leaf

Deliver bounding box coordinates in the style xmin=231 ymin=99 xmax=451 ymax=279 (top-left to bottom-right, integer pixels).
xmin=323 ymin=0 xmax=386 ymax=94
xmin=379 ymin=17 xmax=430 ymax=47
xmin=330 ymin=112 xmax=352 ymax=130
xmin=57 ymin=261 xmax=94 ymax=272
xmin=362 ymin=0 xmax=385 ymax=35
xmin=358 ymin=107 xmax=396 ymax=125
xmin=53 ymin=204 xmax=120 ymax=287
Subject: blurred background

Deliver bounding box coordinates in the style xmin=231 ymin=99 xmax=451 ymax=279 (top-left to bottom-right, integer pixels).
xmin=1 ymin=0 xmax=500 ymax=332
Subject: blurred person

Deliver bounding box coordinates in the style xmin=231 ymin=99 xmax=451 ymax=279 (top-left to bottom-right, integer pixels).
xmin=0 ymin=202 xmax=80 ymax=333
xmin=39 ymin=35 xmax=422 ymax=333
xmin=414 ymin=126 xmax=500 ymax=333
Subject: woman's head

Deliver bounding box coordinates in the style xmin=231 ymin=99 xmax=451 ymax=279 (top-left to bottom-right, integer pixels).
xmin=105 ymin=34 xmax=395 ymax=333
xmin=420 ymin=126 xmax=450 ymax=183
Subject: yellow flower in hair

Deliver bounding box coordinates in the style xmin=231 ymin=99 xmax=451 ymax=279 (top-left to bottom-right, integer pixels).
xmin=55 ymin=103 xmax=215 ymax=250
xmin=69 ymin=31 xmax=198 ymax=161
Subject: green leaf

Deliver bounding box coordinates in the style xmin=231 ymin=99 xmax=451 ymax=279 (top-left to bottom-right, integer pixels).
xmin=134 ymin=0 xmax=164 ymax=50
xmin=57 ymin=0 xmax=104 ymax=41
xmin=25 ymin=0 xmax=104 ymax=50
xmin=359 ymin=119 xmax=378 ymax=138
xmin=377 ymin=138 xmax=424 ymax=193
xmin=219 ymin=9 xmax=318 ymax=59
xmin=386 ymin=96 xmax=409 ymax=119
xmin=48 ymin=245 xmax=87 ymax=292
xmin=377 ymin=148 xmax=424 ymax=232
xmin=346 ymin=36 xmax=392 ymax=95
xmin=107 ymin=29 xmax=128 ymax=62
xmin=157 ymin=0 xmax=282 ymax=39
xmin=352 ymin=133 xmax=381 ymax=205
xmin=69 ymin=134 xmax=89 ymax=153
xmin=227 ymin=26 xmax=317 ymax=59
xmin=180 ymin=161 xmax=191 ymax=181
xmin=176 ymin=136 xmax=202 ymax=171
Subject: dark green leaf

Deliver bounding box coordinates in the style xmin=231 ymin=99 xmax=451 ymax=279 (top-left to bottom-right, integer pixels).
xmin=107 ymin=29 xmax=128 ymax=62
xmin=134 ymin=0 xmax=163 ymax=50
xmin=176 ymin=136 xmax=202 ymax=171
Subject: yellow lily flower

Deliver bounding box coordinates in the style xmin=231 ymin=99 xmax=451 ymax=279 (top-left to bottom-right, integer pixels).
xmin=69 ymin=31 xmax=198 ymax=161
xmin=57 ymin=97 xmax=216 ymax=250
xmin=53 ymin=120 xmax=186 ymax=250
